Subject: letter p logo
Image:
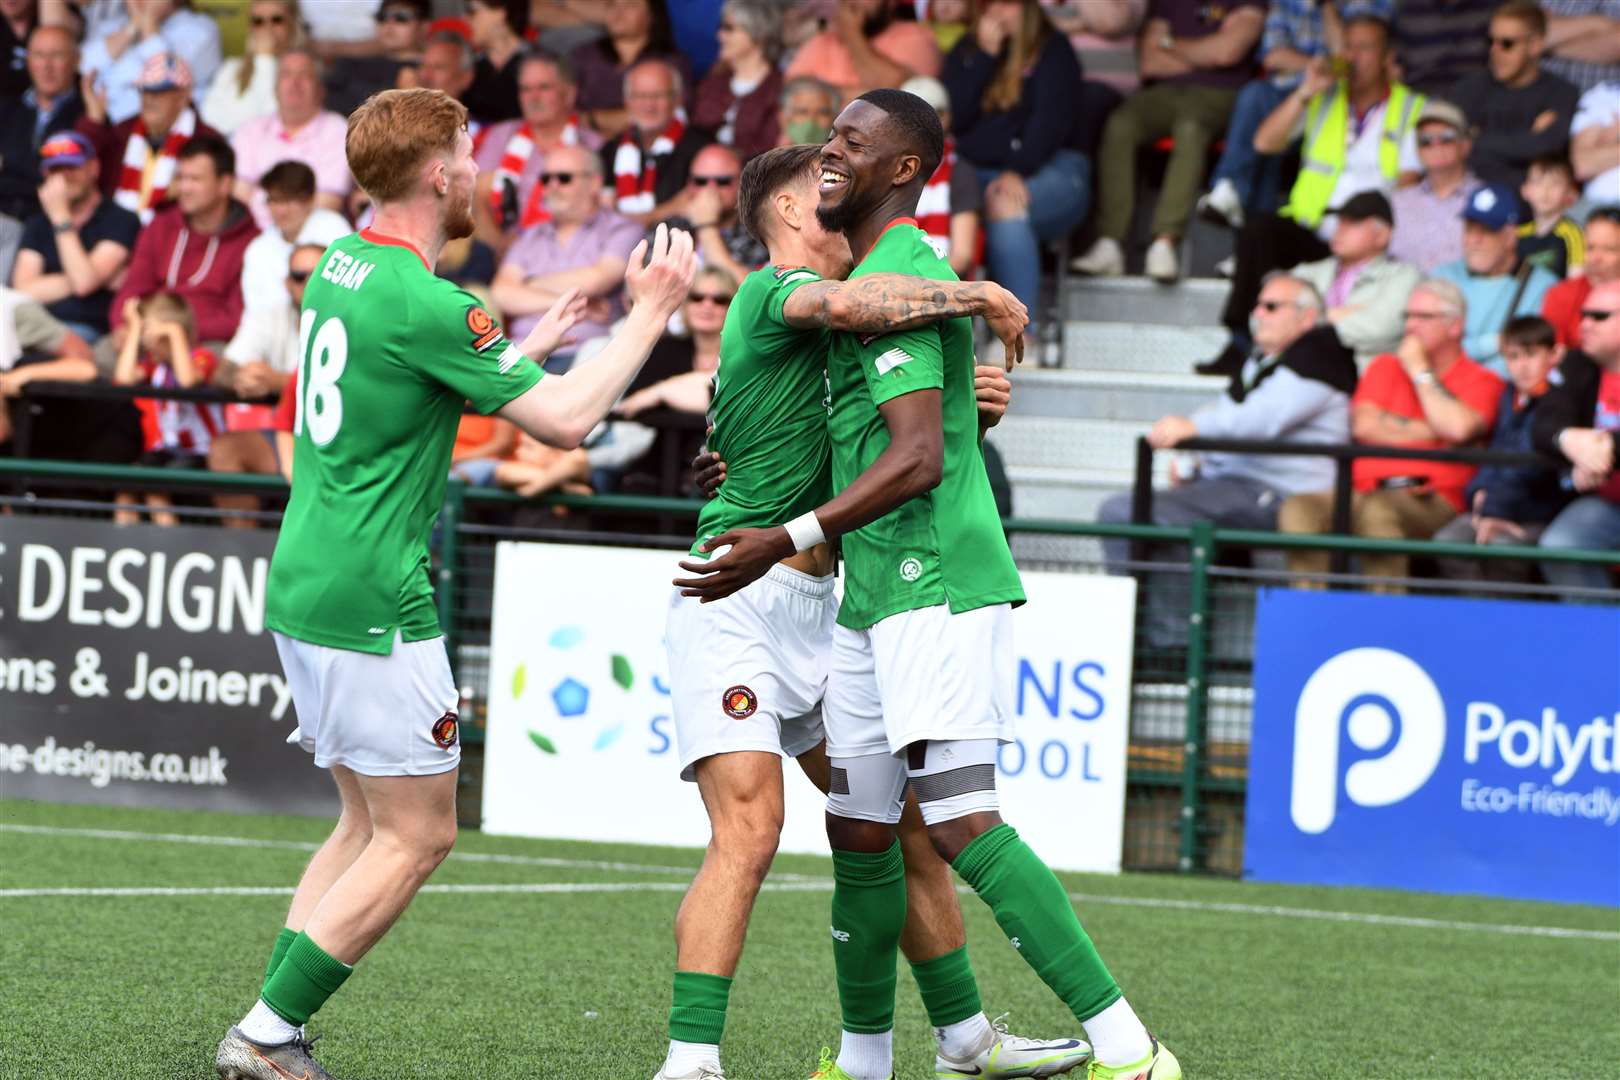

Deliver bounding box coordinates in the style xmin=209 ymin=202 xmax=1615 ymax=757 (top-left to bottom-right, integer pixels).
xmin=1291 ymin=648 xmax=1446 ymax=834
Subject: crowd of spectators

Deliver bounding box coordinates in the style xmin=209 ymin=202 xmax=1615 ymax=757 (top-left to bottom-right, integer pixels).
xmin=0 ymin=0 xmax=1614 ymax=590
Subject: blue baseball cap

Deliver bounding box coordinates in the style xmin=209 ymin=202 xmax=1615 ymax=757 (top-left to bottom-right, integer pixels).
xmin=1461 ymin=183 xmax=1522 ymax=230
xmin=39 ymin=130 xmax=95 ymax=169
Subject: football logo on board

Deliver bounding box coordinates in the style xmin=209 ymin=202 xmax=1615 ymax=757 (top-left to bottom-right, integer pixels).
xmin=722 ymin=685 xmax=758 ymax=720
xmin=466 ymin=306 xmax=502 ymax=353
xmin=432 ymin=710 xmax=460 ymax=748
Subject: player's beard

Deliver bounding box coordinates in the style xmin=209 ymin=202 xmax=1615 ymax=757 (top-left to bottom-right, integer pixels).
xmin=443 ymin=186 xmax=475 ymax=241
xmin=814 ymin=182 xmax=866 ymax=234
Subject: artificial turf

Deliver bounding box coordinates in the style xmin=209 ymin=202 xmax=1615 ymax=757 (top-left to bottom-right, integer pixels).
xmin=1 ymin=798 xmax=1615 ymax=1079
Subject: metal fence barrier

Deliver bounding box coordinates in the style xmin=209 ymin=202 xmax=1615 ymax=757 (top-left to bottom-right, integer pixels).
xmin=3 ymin=458 xmax=1615 ymax=875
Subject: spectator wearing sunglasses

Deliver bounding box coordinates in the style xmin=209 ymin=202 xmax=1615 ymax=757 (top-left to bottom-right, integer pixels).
xmin=1532 ymin=278 xmax=1620 ymax=588
xmin=660 ymin=143 xmax=763 ymax=285
xmin=1449 ymin=1 xmax=1580 ymax=189
xmin=691 ymin=0 xmax=785 ymax=162
xmin=323 ymin=0 xmax=430 ymax=117
xmin=201 ymin=0 xmax=303 ymax=136
xmin=1538 ymin=0 xmax=1620 ymax=93
xmin=1543 ymin=206 xmax=1620 ymax=346
xmin=490 ymin=144 xmax=643 ymax=368
xmin=1389 ymin=100 xmax=1483 ymax=273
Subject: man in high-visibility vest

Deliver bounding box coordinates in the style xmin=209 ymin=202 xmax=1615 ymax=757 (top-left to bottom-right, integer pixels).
xmin=1201 ymin=13 xmax=1425 ymax=376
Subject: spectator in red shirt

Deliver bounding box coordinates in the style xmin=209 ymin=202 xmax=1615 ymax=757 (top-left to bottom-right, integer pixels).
xmin=1532 ymin=278 xmax=1620 ymax=590
xmin=1279 ymin=276 xmax=1506 ymax=588
xmin=1542 ymin=205 xmax=1620 ymax=347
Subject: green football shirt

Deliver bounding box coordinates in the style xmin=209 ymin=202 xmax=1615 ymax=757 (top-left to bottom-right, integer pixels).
xmin=691 ymin=264 xmax=833 ymax=556
xmin=825 ymin=219 xmax=1024 ymax=630
xmin=266 ymin=230 xmax=544 ymax=654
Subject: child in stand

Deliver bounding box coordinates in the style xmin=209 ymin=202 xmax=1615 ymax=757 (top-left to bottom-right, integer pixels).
xmin=112 ymin=291 xmax=224 ymax=526
xmin=1517 ymin=155 xmax=1585 ymax=279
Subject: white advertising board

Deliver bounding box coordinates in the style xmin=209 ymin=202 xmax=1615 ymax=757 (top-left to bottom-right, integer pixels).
xmin=482 ymin=542 xmax=1135 ymax=872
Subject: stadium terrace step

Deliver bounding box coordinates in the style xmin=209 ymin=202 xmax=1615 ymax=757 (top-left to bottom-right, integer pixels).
xmin=1006 ymin=367 xmax=1228 ymax=422
xmin=1004 ymin=465 xmax=1122 ymax=525
xmin=986 ymin=416 xmax=1158 ymax=475
xmin=1061 ymin=320 xmax=1231 ymax=374
xmin=1059 ymin=275 xmax=1229 ymax=327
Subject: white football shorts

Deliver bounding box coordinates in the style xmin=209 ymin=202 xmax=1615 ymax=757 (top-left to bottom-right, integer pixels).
xmin=273 ymin=630 xmax=461 ymax=777
xmin=665 ymin=561 xmax=837 ymax=781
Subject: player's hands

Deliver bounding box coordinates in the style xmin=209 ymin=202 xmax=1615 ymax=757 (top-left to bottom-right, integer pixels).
xmin=625 ymin=222 xmax=697 ymax=320
xmin=38 ymin=172 xmax=73 ymax=222
xmin=519 ymin=287 xmax=588 ymax=360
xmin=974 ymin=364 xmax=1010 ymax=429
xmin=674 ymin=528 xmax=793 ymax=602
xmin=981 ymin=282 xmax=1027 ymax=369
xmin=691 ymin=429 xmax=726 ymax=498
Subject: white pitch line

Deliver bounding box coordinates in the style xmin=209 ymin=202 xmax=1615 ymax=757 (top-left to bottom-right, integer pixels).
xmin=0 ymin=881 xmax=837 ymax=899
xmin=1067 ymin=891 xmax=1620 ymax=942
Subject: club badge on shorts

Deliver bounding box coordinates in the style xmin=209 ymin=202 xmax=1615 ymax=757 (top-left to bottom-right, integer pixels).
xmin=431 ymin=710 xmax=459 ymax=748
xmin=721 ymin=685 xmax=758 ymax=720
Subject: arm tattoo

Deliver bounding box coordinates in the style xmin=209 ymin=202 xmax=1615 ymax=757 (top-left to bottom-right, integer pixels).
xmin=790 ymin=274 xmax=990 ymax=332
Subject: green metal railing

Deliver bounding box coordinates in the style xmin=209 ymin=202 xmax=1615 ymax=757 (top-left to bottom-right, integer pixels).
xmin=3 ymin=458 xmax=1616 ymax=874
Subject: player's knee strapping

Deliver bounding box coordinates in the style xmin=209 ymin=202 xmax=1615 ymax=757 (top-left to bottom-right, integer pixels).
xmin=904 ymin=739 xmax=1001 ymax=826
xmin=825 ymin=753 xmax=908 ymax=824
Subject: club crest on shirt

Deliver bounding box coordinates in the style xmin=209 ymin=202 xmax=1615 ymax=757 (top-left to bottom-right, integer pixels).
xmin=466 ymin=306 xmax=502 ymax=352
xmin=431 ymin=710 xmax=459 ymax=748
xmin=721 ymin=685 xmax=758 ymax=720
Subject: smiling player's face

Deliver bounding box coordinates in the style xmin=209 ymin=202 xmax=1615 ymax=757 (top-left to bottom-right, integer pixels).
xmin=798 ymin=176 xmax=854 ymax=279
xmin=814 ymin=101 xmax=893 ymax=234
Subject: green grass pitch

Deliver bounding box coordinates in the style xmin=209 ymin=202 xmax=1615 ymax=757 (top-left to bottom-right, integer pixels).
xmin=2 ymin=798 xmax=1616 ymax=1080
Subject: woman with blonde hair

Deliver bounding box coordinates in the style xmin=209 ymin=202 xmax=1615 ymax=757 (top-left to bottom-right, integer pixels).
xmin=200 ymin=0 xmax=303 ymax=134
xmin=943 ymin=1 xmax=1086 ymax=345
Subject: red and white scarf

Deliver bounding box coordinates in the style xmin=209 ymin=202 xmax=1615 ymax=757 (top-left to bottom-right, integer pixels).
xmin=138 ymin=350 xmax=224 ymax=454
xmin=491 ymin=115 xmax=583 ymax=230
xmin=612 ymin=112 xmax=686 ymax=215
xmin=115 ymin=107 xmax=197 ymax=224
xmin=916 ymin=135 xmax=955 ymax=258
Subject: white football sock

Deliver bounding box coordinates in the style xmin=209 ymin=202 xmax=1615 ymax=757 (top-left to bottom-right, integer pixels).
xmin=934 ymin=1011 xmax=994 ymax=1060
xmin=663 ymin=1039 xmax=721 ymax=1076
xmin=1082 ymin=997 xmax=1152 ymax=1066
xmin=837 ymin=1029 xmax=893 ymax=1079
xmin=238 ymin=999 xmax=299 ymax=1046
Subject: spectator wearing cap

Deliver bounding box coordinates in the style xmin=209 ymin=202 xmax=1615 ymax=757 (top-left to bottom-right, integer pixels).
xmin=324 ymin=0 xmax=429 ymax=117
xmin=474 ymin=52 xmax=605 ymax=254
xmin=1435 ymin=182 xmax=1561 ymax=376
xmin=464 ymin=0 xmax=528 ymax=126
xmin=11 ymin=130 xmax=140 ymax=343
xmin=1279 ymin=276 xmax=1506 ymax=589
xmin=107 ymin=132 xmax=259 ymax=361
xmin=1532 ymin=279 xmax=1620 ymax=589
xmin=237 ymin=160 xmax=347 ymax=321
xmin=76 ymin=52 xmax=223 ymax=225
xmin=1450 ymin=1 xmax=1581 ymax=189
xmin=1390 ymin=0 xmax=1494 ymax=98
xmin=569 ymin=0 xmax=691 ymax=141
xmin=784 ymin=0 xmax=942 ymax=101
xmin=1389 ymin=100 xmax=1483 ymax=273
xmin=1539 ymin=0 xmax=1620 ymax=93
xmin=1289 ymin=191 xmax=1423 ymax=366
xmin=1544 ymin=206 xmax=1620 ymax=347
xmin=775 ymin=75 xmax=839 ymax=147
xmin=1570 ymin=80 xmax=1620 ymax=205
xmin=601 ymin=58 xmax=713 ymax=228
xmin=491 ymin=144 xmax=643 ymax=366
xmin=0 ymin=25 xmax=84 ymax=225
xmin=1071 ymin=0 xmax=1265 ymax=283
xmin=1191 ymin=14 xmax=1423 ymax=374
xmin=943 ymin=0 xmax=1086 ymax=338
xmin=1199 ymin=0 xmax=1397 ymax=229
xmin=81 ymin=0 xmax=222 ymax=125
xmin=200 ymin=0 xmax=302 ymax=137
xmin=899 ymin=75 xmax=982 ymax=281
xmin=691 ymin=0 xmax=785 ymax=163
xmin=230 ymin=46 xmax=352 ymax=234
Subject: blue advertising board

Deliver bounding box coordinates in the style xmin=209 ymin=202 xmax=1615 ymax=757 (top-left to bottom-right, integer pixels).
xmin=1246 ymin=589 xmax=1619 ymax=907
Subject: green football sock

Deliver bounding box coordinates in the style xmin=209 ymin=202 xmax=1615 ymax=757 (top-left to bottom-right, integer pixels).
xmin=909 ymin=945 xmax=983 ymax=1028
xmin=261 ymin=927 xmax=298 ymax=990
xmin=260 ymin=932 xmax=353 ymax=1026
xmin=831 ymin=842 xmax=907 ymax=1035
xmin=952 ymin=824 xmax=1122 ymax=1022
xmin=668 ymin=970 xmax=733 ymax=1045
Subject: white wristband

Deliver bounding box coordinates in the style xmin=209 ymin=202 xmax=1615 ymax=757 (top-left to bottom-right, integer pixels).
xmin=784 ymin=511 xmax=825 ymax=552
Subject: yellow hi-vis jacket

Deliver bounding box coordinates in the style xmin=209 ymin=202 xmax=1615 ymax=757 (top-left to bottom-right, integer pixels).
xmin=1281 ymin=80 xmax=1425 ymax=230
